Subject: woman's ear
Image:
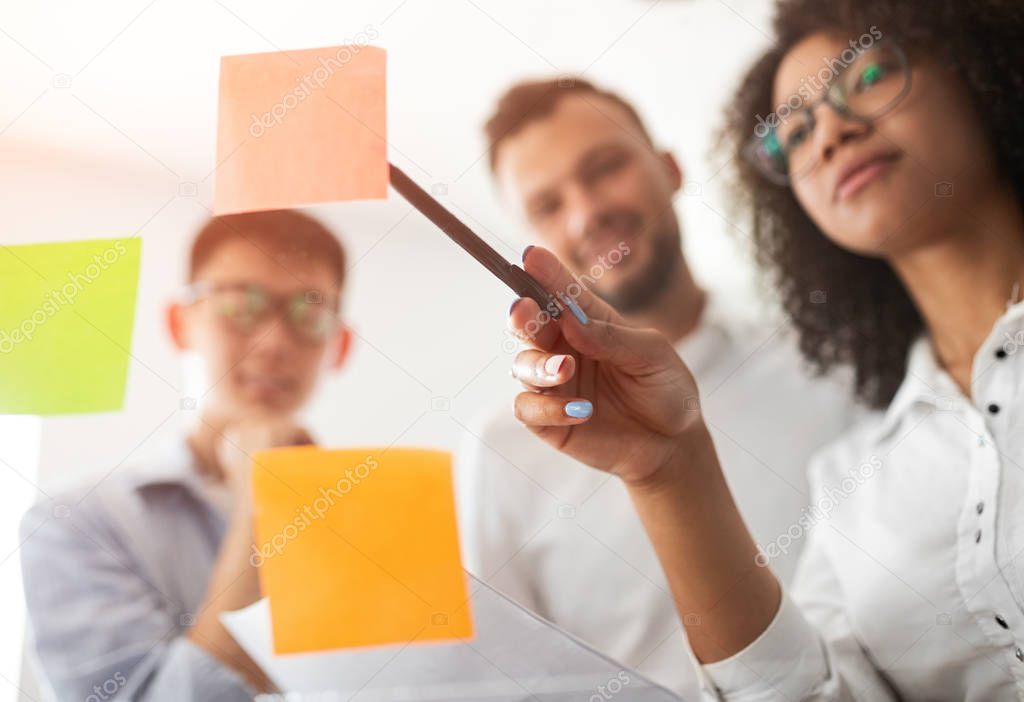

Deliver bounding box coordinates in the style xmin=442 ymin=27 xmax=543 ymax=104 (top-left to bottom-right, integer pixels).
xmin=166 ymin=302 xmax=191 ymax=351
xmin=328 ymin=324 xmax=353 ymax=370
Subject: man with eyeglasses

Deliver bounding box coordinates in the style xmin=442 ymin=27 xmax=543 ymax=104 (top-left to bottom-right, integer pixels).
xmin=20 ymin=210 xmax=351 ymax=700
xmin=455 ymin=77 xmax=866 ymax=698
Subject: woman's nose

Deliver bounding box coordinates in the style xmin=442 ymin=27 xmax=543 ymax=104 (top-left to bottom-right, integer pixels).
xmin=811 ymin=103 xmax=869 ymax=164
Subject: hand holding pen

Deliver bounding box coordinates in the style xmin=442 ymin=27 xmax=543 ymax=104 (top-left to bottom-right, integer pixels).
xmin=507 ymin=245 xmax=703 ymax=486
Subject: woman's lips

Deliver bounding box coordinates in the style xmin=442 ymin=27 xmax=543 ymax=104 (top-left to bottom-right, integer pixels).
xmin=834 ymin=153 xmax=901 ymax=203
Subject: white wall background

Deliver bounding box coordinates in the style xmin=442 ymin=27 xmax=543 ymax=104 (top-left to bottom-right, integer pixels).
xmin=0 ymin=0 xmax=779 ymax=699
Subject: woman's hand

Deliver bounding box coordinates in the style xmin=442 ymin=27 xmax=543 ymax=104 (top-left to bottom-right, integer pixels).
xmin=509 ymin=246 xmax=706 ymax=487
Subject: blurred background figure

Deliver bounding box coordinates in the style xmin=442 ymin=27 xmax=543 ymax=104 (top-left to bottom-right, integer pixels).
xmin=20 ymin=211 xmax=351 ymax=700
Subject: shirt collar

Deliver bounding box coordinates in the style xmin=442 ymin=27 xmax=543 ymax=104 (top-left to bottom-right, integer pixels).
xmin=880 ymin=335 xmax=947 ymax=430
xmin=125 ymin=431 xmax=206 ymax=494
xmin=881 ymin=298 xmax=1024 ymax=433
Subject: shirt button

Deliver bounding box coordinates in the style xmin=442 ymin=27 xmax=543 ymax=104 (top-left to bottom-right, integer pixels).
xmin=996 ymin=614 xmax=1009 ymax=629
xmin=996 ymin=348 xmax=1008 ymax=359
xmin=977 ymin=502 xmax=985 ymax=515
xmin=988 ymin=403 xmax=1001 ymax=414
xmin=1015 ymin=647 xmax=1023 ymax=662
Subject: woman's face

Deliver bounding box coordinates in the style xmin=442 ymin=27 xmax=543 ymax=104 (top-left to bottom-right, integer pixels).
xmin=774 ymin=31 xmax=1000 ymax=257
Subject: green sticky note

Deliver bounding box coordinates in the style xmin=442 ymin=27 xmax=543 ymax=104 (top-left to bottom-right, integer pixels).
xmin=0 ymin=238 xmax=141 ymax=415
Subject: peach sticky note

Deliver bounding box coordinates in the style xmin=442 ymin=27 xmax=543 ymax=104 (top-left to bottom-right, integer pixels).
xmin=250 ymin=447 xmax=474 ymax=654
xmin=214 ymin=45 xmax=387 ymax=214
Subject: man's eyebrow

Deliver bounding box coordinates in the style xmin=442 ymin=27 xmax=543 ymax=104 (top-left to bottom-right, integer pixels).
xmin=525 ymin=185 xmax=559 ymax=212
xmin=576 ymin=142 xmax=630 ymax=170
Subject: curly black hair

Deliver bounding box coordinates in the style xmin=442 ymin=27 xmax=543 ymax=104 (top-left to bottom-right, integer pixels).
xmin=722 ymin=0 xmax=1024 ymax=408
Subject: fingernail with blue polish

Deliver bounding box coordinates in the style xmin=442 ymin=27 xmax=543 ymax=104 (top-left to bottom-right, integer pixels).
xmin=561 ymin=294 xmax=589 ymax=325
xmin=564 ymin=400 xmax=593 ymax=419
xmin=509 ymin=298 xmax=522 ymax=316
xmin=522 ymin=245 xmax=534 ymax=263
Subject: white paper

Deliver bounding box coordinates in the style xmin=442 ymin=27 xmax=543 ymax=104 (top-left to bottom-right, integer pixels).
xmin=221 ymin=573 xmax=685 ymax=701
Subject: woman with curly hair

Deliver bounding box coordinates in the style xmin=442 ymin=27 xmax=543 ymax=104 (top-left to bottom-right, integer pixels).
xmin=506 ymin=0 xmax=1024 ymax=698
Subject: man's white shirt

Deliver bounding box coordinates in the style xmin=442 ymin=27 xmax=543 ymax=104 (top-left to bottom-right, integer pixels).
xmin=456 ymin=294 xmax=863 ymax=697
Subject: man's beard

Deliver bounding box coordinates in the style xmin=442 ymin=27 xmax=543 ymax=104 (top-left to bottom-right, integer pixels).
xmin=595 ymin=227 xmax=680 ymax=314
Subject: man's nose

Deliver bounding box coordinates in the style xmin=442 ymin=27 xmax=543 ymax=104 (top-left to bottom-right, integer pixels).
xmin=248 ymin=315 xmax=295 ymax=358
xmin=563 ymin=183 xmax=601 ymax=241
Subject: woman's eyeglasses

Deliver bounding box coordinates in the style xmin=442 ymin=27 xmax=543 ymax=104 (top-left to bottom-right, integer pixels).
xmin=179 ymin=281 xmax=340 ymax=344
xmin=744 ymin=41 xmax=912 ymax=185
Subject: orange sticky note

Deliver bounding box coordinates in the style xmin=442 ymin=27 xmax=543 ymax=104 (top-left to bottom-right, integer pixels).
xmin=250 ymin=447 xmax=474 ymax=654
xmin=214 ymin=45 xmax=388 ymax=214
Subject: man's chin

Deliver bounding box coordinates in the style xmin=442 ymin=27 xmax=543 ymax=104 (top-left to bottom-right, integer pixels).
xmin=600 ymin=258 xmax=678 ymax=314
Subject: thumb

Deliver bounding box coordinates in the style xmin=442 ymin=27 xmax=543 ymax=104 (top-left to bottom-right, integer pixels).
xmin=521 ymin=245 xmax=672 ymax=372
xmin=560 ymin=313 xmax=671 ymax=373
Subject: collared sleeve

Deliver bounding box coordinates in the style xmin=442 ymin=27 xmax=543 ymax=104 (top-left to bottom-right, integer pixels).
xmin=698 ymin=590 xmax=830 ymax=700
xmin=697 ymin=519 xmax=899 ymax=701
xmin=19 ymin=499 xmax=254 ymax=702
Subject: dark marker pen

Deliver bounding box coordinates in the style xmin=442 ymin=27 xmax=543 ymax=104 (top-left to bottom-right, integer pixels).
xmin=388 ymin=162 xmax=563 ymax=319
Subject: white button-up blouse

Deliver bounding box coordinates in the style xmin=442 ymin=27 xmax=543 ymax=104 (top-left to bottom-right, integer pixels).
xmin=703 ymin=300 xmax=1024 ymax=700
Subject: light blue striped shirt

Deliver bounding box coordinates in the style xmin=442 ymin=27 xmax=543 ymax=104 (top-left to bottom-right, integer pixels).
xmin=20 ymin=435 xmax=254 ymax=701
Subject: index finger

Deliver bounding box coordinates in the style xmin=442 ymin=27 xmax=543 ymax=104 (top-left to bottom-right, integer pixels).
xmin=509 ymin=296 xmax=561 ymax=351
xmin=522 ymin=246 xmax=628 ymax=327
